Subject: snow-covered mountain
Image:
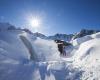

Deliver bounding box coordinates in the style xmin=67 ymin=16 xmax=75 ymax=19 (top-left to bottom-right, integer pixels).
xmin=33 ymin=32 xmax=47 ymax=39
xmin=32 ymin=32 xmax=73 ymax=41
xmin=1 ymin=22 xmax=98 ymax=42
xmin=0 ymin=22 xmax=16 ymax=31
xmin=72 ymin=29 xmax=100 ymax=40
xmin=32 ymin=29 xmax=100 ymax=42
xmin=48 ymin=33 xmax=74 ymax=41
xmin=0 ymin=22 xmax=100 ymax=80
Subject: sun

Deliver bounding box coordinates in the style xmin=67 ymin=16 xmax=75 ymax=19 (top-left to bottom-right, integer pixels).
xmin=29 ymin=17 xmax=41 ymax=27
xmin=27 ymin=15 xmax=43 ymax=32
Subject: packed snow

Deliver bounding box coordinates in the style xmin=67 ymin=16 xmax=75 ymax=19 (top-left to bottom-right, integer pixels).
xmin=0 ymin=24 xmax=100 ymax=80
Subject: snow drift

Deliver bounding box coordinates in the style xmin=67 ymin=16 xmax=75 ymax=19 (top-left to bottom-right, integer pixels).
xmin=0 ymin=30 xmax=60 ymax=61
xmin=72 ymin=35 xmax=93 ymax=46
xmin=0 ymin=23 xmax=82 ymax=80
xmin=72 ymin=32 xmax=100 ymax=80
xmin=0 ymin=29 xmax=81 ymax=80
xmin=33 ymin=38 xmax=60 ymax=61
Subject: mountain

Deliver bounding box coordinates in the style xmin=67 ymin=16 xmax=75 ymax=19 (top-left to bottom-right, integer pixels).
xmin=48 ymin=33 xmax=74 ymax=41
xmin=32 ymin=29 xmax=100 ymax=42
xmin=72 ymin=29 xmax=100 ymax=40
xmin=0 ymin=22 xmax=16 ymax=31
xmin=0 ymin=22 xmax=73 ymax=42
xmin=33 ymin=32 xmax=47 ymax=39
xmin=0 ymin=22 xmax=100 ymax=42
xmin=32 ymin=32 xmax=74 ymax=41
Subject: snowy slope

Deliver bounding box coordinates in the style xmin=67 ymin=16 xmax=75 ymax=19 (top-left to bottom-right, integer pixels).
xmin=0 ymin=30 xmax=82 ymax=80
xmin=72 ymin=35 xmax=93 ymax=46
xmin=0 ymin=30 xmax=61 ymax=61
xmin=71 ymin=32 xmax=100 ymax=80
xmin=0 ymin=23 xmax=100 ymax=80
xmin=0 ymin=30 xmax=30 ymax=61
xmin=0 ymin=23 xmax=82 ymax=80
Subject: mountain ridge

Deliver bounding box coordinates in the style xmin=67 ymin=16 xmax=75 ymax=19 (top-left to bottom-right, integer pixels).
xmin=0 ymin=22 xmax=100 ymax=41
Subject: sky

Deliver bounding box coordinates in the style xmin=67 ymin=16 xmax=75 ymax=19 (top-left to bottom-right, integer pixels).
xmin=0 ymin=0 xmax=100 ymax=35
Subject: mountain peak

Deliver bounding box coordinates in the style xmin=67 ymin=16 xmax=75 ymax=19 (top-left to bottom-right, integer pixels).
xmin=0 ymin=22 xmax=16 ymax=31
xmin=73 ymin=29 xmax=100 ymax=39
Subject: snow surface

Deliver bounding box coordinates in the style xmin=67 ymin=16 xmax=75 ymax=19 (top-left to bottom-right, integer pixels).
xmin=33 ymin=38 xmax=60 ymax=61
xmin=0 ymin=29 xmax=82 ymax=80
xmin=0 ymin=24 xmax=100 ymax=80
xmin=72 ymin=38 xmax=100 ymax=80
xmin=91 ymin=32 xmax=100 ymax=38
xmin=71 ymin=35 xmax=93 ymax=46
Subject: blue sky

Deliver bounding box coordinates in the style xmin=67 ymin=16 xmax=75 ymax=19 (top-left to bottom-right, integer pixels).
xmin=0 ymin=0 xmax=100 ymax=35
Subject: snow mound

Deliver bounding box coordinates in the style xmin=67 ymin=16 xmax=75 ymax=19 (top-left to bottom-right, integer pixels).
xmin=72 ymin=38 xmax=100 ymax=80
xmin=0 ymin=30 xmax=60 ymax=62
xmin=0 ymin=29 xmax=82 ymax=80
xmin=0 ymin=31 xmax=30 ymax=61
xmin=19 ymin=32 xmax=60 ymax=61
xmin=33 ymin=38 xmax=60 ymax=61
xmin=91 ymin=32 xmax=100 ymax=38
xmin=73 ymin=39 xmax=100 ymax=64
xmin=72 ymin=35 xmax=93 ymax=46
